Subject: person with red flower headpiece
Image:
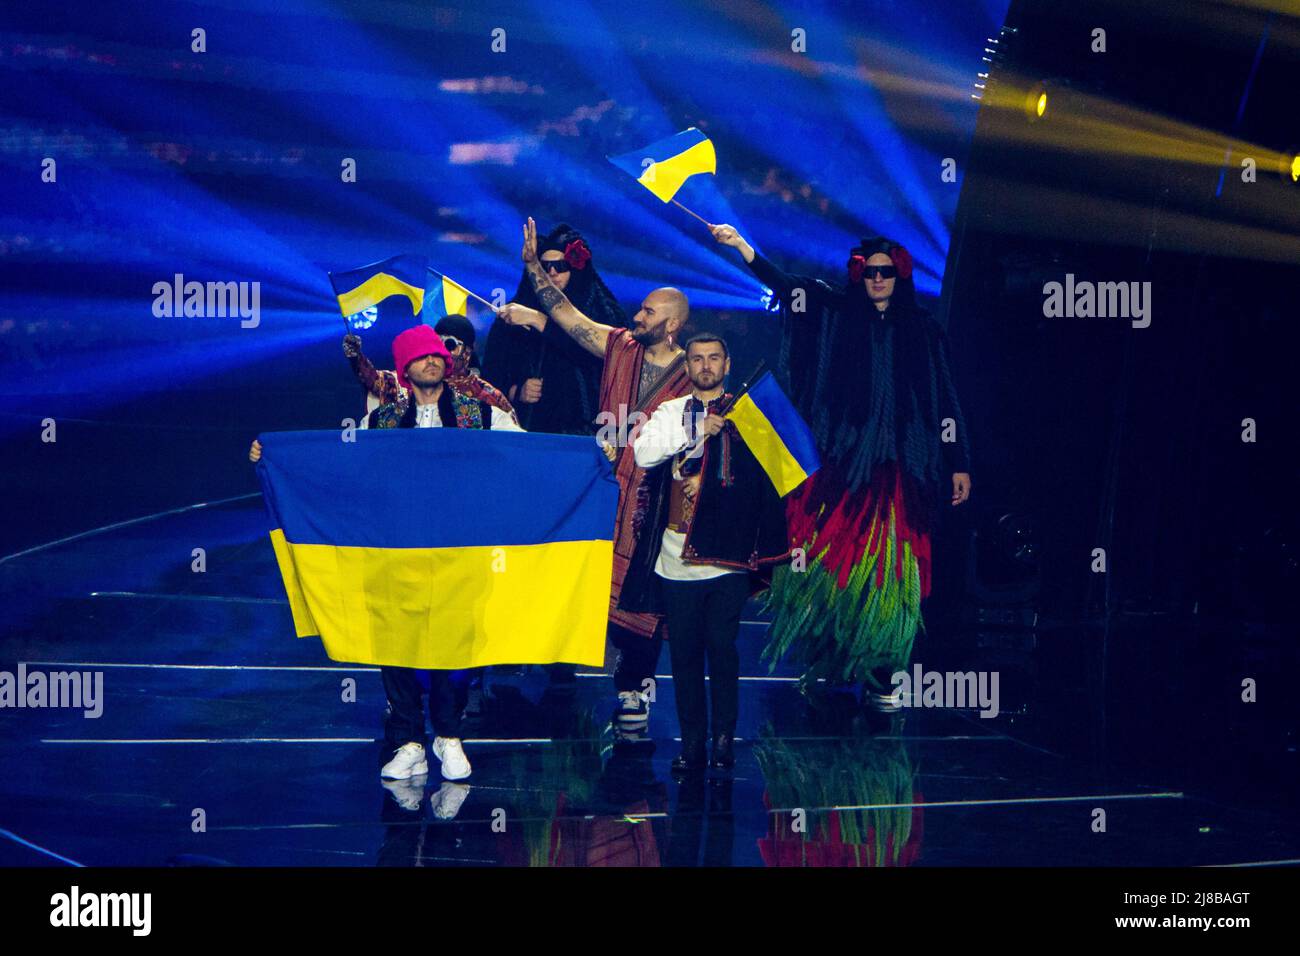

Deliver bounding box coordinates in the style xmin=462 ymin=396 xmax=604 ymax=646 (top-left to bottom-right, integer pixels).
xmin=709 ymin=223 xmax=972 ymax=709
xmin=483 ymin=222 xmax=630 ymax=436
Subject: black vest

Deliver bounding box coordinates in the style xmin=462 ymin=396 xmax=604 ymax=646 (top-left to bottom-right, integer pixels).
xmin=619 ymin=418 xmax=790 ymax=615
xmin=367 ymin=386 xmax=493 ymax=430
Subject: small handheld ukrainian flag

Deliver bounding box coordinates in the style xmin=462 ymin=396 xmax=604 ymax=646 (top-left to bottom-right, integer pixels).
xmin=329 ymin=253 xmax=427 ymax=323
xmin=726 ymin=372 xmax=820 ymax=497
xmin=608 ymin=127 xmax=716 ymax=203
xmin=425 ymin=269 xmax=470 ymax=318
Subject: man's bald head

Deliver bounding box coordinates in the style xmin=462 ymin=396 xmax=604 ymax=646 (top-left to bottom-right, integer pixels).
xmin=632 ymin=287 xmax=690 ymax=347
xmin=648 ymin=287 xmax=689 ymax=323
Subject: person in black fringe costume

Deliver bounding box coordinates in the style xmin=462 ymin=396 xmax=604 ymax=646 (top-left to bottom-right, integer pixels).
xmin=710 ymin=222 xmax=972 ymax=709
xmin=483 ymin=223 xmax=629 ymax=435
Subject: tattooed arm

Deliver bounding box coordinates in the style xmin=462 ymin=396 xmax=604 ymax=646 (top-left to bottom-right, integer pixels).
xmin=508 ymin=216 xmax=613 ymax=359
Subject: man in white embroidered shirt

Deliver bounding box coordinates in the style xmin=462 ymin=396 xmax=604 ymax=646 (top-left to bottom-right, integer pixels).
xmin=626 ymin=334 xmax=789 ymax=775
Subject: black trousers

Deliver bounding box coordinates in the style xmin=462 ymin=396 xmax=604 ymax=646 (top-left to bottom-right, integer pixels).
xmin=380 ymin=667 xmax=461 ymax=748
xmin=660 ymin=573 xmax=750 ymax=744
xmin=611 ymin=621 xmax=664 ymax=694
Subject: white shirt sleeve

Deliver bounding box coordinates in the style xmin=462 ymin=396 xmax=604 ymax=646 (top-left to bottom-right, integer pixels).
xmin=491 ymin=405 xmax=524 ymax=432
xmin=359 ymin=411 xmax=370 ymax=430
xmin=633 ymin=399 xmax=694 ymax=469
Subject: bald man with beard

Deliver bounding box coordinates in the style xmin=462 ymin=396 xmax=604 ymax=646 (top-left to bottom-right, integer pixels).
xmin=499 ymin=216 xmax=692 ymax=731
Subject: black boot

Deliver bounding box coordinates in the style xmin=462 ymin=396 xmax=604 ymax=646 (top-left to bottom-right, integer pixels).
xmin=671 ymin=738 xmax=708 ymax=774
xmin=710 ymin=732 xmax=735 ymax=770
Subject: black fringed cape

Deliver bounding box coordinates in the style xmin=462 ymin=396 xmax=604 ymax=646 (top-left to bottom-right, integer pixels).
xmin=747 ymin=252 xmax=971 ymax=502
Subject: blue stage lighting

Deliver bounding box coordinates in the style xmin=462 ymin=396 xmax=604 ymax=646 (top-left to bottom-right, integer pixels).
xmin=346 ymin=307 xmax=379 ymax=332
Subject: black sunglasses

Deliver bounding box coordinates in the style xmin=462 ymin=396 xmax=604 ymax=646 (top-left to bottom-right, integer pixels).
xmin=440 ymin=335 xmax=466 ymax=352
xmin=541 ymin=258 xmax=571 ymax=274
xmin=862 ymin=264 xmax=897 ymax=280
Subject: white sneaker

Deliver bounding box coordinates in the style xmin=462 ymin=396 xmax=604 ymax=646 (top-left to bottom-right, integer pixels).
xmin=432 ymin=736 xmax=472 ymax=780
xmin=380 ymin=741 xmax=428 ymax=779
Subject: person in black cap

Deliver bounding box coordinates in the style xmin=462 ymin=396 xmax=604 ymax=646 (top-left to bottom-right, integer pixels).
xmin=482 ymin=222 xmax=628 ymax=435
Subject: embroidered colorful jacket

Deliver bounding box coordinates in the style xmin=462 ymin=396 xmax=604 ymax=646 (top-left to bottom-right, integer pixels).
xmin=366 ymin=384 xmax=497 ymax=430
xmin=349 ymin=339 xmax=517 ymax=424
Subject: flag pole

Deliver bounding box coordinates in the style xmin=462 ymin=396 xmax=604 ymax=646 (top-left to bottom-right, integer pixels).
xmin=718 ymin=360 xmax=768 ymax=416
xmin=327 ymin=272 xmax=357 ymax=336
xmin=427 ymin=266 xmax=500 ymax=313
xmin=671 ymin=199 xmax=713 ymax=227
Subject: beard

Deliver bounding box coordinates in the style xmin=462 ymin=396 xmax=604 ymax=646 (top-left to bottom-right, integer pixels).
xmin=408 ymin=369 xmax=444 ymax=388
xmin=689 ymin=370 xmax=720 ymax=390
xmin=630 ymin=324 xmax=665 ymax=347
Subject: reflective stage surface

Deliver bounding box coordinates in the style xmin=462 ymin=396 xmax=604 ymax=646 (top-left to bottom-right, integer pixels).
xmin=1 ymin=499 xmax=1295 ymax=867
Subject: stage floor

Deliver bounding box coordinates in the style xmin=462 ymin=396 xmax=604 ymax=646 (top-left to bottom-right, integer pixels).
xmin=1 ymin=498 xmax=1295 ymax=867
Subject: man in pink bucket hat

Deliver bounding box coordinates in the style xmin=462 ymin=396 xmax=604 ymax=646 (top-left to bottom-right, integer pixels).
xmin=364 ymin=325 xmax=520 ymax=432
xmin=363 ymin=325 xmax=521 ymax=783
xmin=250 ymin=324 xmax=522 ymax=788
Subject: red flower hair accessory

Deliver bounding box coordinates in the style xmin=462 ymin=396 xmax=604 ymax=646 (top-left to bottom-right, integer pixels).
xmin=847 ymin=254 xmax=868 ymax=284
xmin=563 ymin=239 xmax=591 ymax=270
xmin=888 ymin=245 xmax=913 ymax=280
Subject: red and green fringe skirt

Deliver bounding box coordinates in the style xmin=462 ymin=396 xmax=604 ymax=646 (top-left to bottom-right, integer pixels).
xmin=763 ymin=459 xmax=933 ymax=687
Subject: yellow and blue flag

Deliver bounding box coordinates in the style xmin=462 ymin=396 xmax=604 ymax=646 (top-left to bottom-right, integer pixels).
xmin=726 ymin=372 xmax=821 ymax=497
xmin=608 ymin=127 xmax=716 ymax=203
xmin=256 ymin=429 xmax=618 ymax=669
xmin=329 ymin=253 xmax=426 ymax=320
xmin=425 ymin=271 xmax=470 ymax=318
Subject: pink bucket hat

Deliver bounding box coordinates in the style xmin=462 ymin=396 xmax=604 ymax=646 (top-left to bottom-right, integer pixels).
xmin=392 ymin=325 xmax=452 ymax=389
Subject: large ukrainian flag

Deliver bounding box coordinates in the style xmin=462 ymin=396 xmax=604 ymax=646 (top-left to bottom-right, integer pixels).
xmin=256 ymin=428 xmax=618 ymax=669
xmin=726 ymin=373 xmax=821 ymax=497
xmin=608 ymin=128 xmax=716 ymax=202
xmin=329 ymin=253 xmax=427 ymax=318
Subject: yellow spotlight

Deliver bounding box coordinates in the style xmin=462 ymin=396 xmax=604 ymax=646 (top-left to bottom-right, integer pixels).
xmin=1291 ymin=154 xmax=1300 ymax=183
xmin=1025 ymin=81 xmax=1051 ymax=123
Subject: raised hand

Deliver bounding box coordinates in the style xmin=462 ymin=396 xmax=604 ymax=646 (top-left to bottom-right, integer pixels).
xmin=710 ymin=223 xmax=741 ymax=246
xmin=522 ymin=216 xmax=539 ymax=264
xmin=710 ymin=223 xmax=755 ymax=263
